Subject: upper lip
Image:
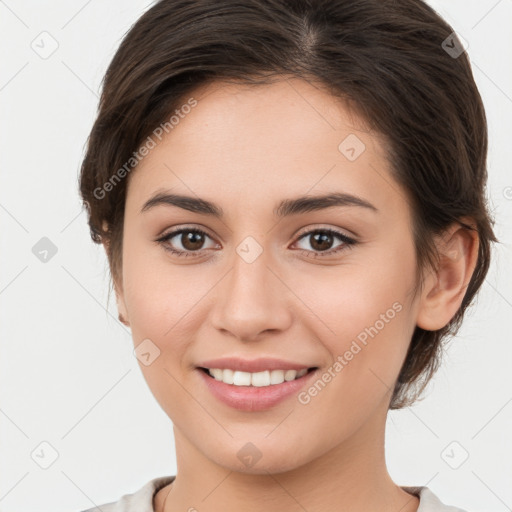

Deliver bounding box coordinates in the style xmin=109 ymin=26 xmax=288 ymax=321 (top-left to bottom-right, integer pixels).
xmin=197 ymin=357 xmax=317 ymax=373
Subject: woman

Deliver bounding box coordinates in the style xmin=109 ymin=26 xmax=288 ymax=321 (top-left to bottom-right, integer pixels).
xmin=78 ymin=0 xmax=497 ymax=510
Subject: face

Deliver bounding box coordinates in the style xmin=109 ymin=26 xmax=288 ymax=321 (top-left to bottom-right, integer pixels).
xmin=115 ymin=77 xmax=423 ymax=474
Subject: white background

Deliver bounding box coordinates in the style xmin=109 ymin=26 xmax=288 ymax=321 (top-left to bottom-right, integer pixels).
xmin=1 ymin=1 xmax=511 ymax=511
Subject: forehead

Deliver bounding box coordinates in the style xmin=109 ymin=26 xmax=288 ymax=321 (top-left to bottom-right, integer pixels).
xmin=126 ymin=77 xmax=402 ymax=218
xmin=167 ymin=76 xmax=376 ymax=151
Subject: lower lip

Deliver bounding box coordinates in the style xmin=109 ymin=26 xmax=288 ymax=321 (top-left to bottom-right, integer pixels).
xmin=197 ymin=368 xmax=318 ymax=411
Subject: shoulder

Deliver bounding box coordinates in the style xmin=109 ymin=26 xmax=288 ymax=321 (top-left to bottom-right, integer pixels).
xmin=402 ymin=486 xmax=470 ymax=512
xmin=77 ymin=475 xmax=175 ymax=512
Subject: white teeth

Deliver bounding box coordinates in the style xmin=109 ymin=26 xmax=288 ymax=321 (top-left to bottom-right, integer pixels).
xmin=233 ymin=370 xmax=252 ymax=386
xmin=206 ymin=367 xmax=310 ymax=386
xmin=250 ymin=370 xmax=270 ymax=387
xmin=296 ymin=368 xmax=308 ymax=378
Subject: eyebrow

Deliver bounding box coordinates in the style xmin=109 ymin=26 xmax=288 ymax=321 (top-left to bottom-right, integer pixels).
xmin=140 ymin=191 xmax=378 ymax=217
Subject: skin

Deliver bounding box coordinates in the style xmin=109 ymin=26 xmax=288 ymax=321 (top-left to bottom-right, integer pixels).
xmin=108 ymin=77 xmax=479 ymax=512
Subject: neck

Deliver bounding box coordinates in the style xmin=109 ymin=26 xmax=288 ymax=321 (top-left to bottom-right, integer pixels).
xmin=160 ymin=400 xmax=419 ymax=512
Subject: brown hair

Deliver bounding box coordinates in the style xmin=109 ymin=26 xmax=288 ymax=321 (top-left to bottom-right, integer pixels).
xmin=79 ymin=0 xmax=498 ymax=409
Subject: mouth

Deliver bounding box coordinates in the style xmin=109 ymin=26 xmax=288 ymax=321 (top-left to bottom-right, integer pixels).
xmin=196 ymin=365 xmax=320 ymax=411
xmin=198 ymin=366 xmax=318 ymax=387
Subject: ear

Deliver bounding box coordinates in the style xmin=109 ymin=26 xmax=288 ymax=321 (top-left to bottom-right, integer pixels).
xmin=416 ymin=218 xmax=479 ymax=331
xmin=101 ymin=222 xmax=130 ymax=327
xmin=114 ymin=279 xmax=130 ymax=327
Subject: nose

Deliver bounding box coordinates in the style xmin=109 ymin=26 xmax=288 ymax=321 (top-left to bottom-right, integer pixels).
xmin=210 ymin=245 xmax=293 ymax=342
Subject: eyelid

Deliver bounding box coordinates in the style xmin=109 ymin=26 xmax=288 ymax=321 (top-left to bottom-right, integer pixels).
xmin=158 ymin=223 xmax=357 ymax=242
xmin=290 ymin=226 xmax=357 ymax=257
xmin=293 ymin=223 xmax=357 ymax=241
xmin=156 ymin=223 xmax=358 ymax=258
xmin=156 ymin=225 xmax=218 ymax=248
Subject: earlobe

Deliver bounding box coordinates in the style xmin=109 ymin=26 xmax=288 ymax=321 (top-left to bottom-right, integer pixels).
xmin=118 ymin=310 xmax=130 ymax=326
xmin=114 ymin=281 xmax=130 ymax=327
xmin=416 ymin=219 xmax=479 ymax=331
xmin=115 ymin=287 xmax=130 ymax=326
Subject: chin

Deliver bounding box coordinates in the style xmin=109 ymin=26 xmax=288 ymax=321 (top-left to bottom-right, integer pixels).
xmin=203 ymin=437 xmax=315 ymax=476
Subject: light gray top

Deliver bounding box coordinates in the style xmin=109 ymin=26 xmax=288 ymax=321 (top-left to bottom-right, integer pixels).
xmin=79 ymin=475 xmax=470 ymax=512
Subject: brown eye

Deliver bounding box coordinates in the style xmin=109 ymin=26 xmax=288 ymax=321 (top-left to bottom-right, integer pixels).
xmin=309 ymin=231 xmax=335 ymax=251
xmin=293 ymin=228 xmax=357 ymax=258
xmin=156 ymin=227 xmax=218 ymax=257
xmin=180 ymin=231 xmax=206 ymax=251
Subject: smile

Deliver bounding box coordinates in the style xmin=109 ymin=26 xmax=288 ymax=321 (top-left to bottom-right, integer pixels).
xmin=200 ymin=367 xmax=317 ymax=387
xmin=197 ymin=365 xmax=320 ymax=411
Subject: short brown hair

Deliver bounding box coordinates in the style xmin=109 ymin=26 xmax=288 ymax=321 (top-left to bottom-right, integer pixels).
xmin=79 ymin=0 xmax=498 ymax=409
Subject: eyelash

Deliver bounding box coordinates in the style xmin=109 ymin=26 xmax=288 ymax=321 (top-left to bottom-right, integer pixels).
xmin=155 ymin=226 xmax=357 ymax=259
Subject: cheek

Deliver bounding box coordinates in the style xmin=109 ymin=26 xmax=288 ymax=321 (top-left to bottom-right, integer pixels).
xmin=289 ymin=252 xmax=416 ymax=388
xmin=121 ymin=245 xmax=205 ymax=422
xmin=121 ymin=242 xmax=217 ymax=407
xmin=122 ymin=236 xmax=206 ymax=336
xmin=288 ymin=269 xmax=415 ymax=445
